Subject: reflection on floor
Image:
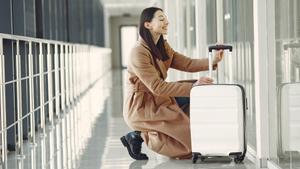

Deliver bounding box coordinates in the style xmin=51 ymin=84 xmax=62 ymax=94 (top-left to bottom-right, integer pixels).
xmin=5 ymin=69 xmax=258 ymax=169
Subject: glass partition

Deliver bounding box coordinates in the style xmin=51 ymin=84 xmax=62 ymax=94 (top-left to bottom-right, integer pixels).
xmin=269 ymin=0 xmax=300 ymax=168
xmin=206 ymin=0 xmax=217 ymax=44
xmin=221 ymin=0 xmax=256 ymax=154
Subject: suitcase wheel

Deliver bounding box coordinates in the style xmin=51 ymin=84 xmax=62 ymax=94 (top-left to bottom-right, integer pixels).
xmin=229 ymin=152 xmax=244 ymax=163
xmin=192 ymin=152 xmax=202 ymax=163
xmin=234 ymin=156 xmax=245 ymax=163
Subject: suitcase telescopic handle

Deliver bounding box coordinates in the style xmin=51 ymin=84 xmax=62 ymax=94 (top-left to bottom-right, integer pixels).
xmin=209 ymin=44 xmax=232 ymax=52
xmin=208 ymin=44 xmax=233 ymax=80
xmin=283 ymin=43 xmax=300 ymax=50
xmin=282 ymin=43 xmax=300 ymax=82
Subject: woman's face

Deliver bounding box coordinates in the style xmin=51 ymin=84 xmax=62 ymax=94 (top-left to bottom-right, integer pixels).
xmin=146 ymin=10 xmax=169 ymax=35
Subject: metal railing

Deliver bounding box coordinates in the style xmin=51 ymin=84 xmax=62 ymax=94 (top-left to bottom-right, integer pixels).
xmin=0 ymin=33 xmax=111 ymax=169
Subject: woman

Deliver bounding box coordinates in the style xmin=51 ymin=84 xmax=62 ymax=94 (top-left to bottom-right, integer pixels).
xmin=120 ymin=7 xmax=224 ymax=160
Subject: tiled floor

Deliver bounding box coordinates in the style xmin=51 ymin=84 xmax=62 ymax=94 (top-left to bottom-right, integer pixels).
xmin=89 ymin=116 xmax=257 ymax=169
xmin=5 ymin=69 xmax=259 ymax=169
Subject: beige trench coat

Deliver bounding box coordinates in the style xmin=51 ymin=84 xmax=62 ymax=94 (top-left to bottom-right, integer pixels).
xmin=123 ymin=37 xmax=210 ymax=159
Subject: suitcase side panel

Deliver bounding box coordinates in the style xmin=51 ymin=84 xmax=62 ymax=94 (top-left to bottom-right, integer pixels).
xmin=190 ymin=84 xmax=246 ymax=156
xmin=280 ymin=83 xmax=300 ymax=153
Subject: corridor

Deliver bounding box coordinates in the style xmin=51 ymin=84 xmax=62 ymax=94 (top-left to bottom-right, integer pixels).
xmin=5 ymin=70 xmax=257 ymax=169
xmin=1 ymin=0 xmax=300 ymax=169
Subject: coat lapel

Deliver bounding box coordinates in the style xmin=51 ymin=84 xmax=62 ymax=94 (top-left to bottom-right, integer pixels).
xmin=156 ymin=59 xmax=167 ymax=79
xmin=138 ymin=37 xmax=168 ymax=79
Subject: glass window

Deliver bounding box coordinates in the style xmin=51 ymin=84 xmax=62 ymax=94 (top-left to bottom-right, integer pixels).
xmin=206 ymin=0 xmax=217 ymax=44
xmin=269 ymin=0 xmax=300 ymax=168
xmin=183 ymin=1 xmax=187 ymax=53
xmin=190 ymin=0 xmax=196 ymax=56
xmin=222 ymin=0 xmax=256 ymax=153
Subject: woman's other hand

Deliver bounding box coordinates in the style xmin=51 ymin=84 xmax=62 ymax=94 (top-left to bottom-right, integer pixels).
xmin=213 ymin=50 xmax=224 ymax=65
xmin=193 ymin=77 xmax=214 ymax=86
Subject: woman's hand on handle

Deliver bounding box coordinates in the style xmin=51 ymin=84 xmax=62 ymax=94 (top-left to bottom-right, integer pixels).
xmin=213 ymin=50 xmax=224 ymax=65
xmin=193 ymin=77 xmax=214 ymax=86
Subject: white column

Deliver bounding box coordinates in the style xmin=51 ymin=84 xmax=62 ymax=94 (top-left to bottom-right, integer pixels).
xmin=164 ymin=0 xmax=176 ymax=48
xmin=164 ymin=0 xmax=179 ymax=81
xmin=216 ymin=0 xmax=224 ymax=43
xmin=195 ymin=0 xmax=207 ymax=59
xmin=176 ymin=0 xmax=185 ymax=53
xmin=195 ymin=0 xmax=211 ymax=80
xmin=186 ymin=0 xmax=191 ymax=58
xmin=253 ymin=0 xmax=272 ymax=167
xmin=266 ymin=0 xmax=277 ymax=162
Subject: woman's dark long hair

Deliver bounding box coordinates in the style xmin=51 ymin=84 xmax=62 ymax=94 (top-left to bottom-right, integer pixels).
xmin=139 ymin=7 xmax=169 ymax=61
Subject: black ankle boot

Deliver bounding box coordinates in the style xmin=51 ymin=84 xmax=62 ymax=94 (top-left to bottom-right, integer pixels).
xmin=120 ymin=131 xmax=149 ymax=160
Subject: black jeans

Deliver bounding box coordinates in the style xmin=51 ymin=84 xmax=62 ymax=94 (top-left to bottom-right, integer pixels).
xmin=175 ymin=97 xmax=190 ymax=108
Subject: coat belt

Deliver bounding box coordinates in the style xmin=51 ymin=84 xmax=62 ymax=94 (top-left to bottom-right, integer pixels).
xmin=128 ymin=83 xmax=150 ymax=92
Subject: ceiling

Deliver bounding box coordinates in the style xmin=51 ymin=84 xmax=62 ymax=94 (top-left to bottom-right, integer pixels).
xmin=101 ymin=0 xmax=162 ymax=16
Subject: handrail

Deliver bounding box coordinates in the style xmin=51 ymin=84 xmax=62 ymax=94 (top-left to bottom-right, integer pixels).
xmin=0 ymin=33 xmax=112 ymax=53
xmin=0 ymin=32 xmax=112 ymax=169
xmin=0 ymin=33 xmax=85 ymax=47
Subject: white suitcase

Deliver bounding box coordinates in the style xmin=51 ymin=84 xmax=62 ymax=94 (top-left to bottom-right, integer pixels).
xmin=190 ymin=45 xmax=247 ymax=163
xmin=279 ymin=83 xmax=300 ymax=155
xmin=278 ymin=43 xmax=300 ymax=156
